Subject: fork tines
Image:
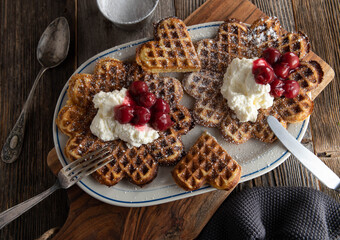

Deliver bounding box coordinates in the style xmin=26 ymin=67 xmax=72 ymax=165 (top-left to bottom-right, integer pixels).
xmin=62 ymin=147 xmax=112 ymax=183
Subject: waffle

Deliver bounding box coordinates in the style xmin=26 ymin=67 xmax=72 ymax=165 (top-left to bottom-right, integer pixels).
xmin=183 ymin=70 xmax=227 ymax=127
xmin=66 ymin=58 xmax=128 ymax=111
xmin=65 ymin=134 xmax=158 ymax=186
xmin=147 ymin=105 xmax=192 ymax=165
xmin=248 ymin=17 xmax=282 ymax=54
xmin=184 ymin=17 xmax=323 ymax=144
xmin=146 ymin=76 xmax=184 ymax=109
xmin=94 ymin=57 xmax=128 ymax=90
xmin=67 ymin=74 xmax=95 ymax=108
xmin=56 ymin=104 xmax=97 ymax=138
xmin=195 ymin=19 xmax=250 ymax=73
xmin=56 ymin=57 xmax=193 ymax=186
xmin=249 ymin=17 xmax=310 ymax=59
xmin=126 ymin=62 xmax=158 ymax=83
xmin=136 ymin=17 xmax=201 ymax=73
xmin=172 ymin=132 xmax=241 ymax=191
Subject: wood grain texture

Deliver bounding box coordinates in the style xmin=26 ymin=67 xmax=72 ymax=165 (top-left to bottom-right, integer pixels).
xmin=1 ymin=0 xmax=339 ymax=239
xmin=0 ymin=1 xmax=74 ymax=239
xmin=291 ymin=0 xmax=340 ymax=202
xmin=174 ymin=0 xmax=206 ymax=20
xmin=76 ymin=0 xmax=175 ymax=65
xmin=292 ymin=0 xmax=340 ymax=153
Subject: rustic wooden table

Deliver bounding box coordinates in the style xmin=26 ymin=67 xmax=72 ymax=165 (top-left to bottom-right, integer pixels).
xmin=0 ymin=0 xmax=339 ymax=239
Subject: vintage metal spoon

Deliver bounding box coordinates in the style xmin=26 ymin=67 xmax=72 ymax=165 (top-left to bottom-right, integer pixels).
xmin=1 ymin=17 xmax=70 ymax=163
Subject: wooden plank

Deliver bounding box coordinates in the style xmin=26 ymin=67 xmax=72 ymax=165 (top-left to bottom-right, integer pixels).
xmin=174 ymin=0 xmax=206 ymax=20
xmin=292 ymin=0 xmax=340 ymax=202
xmin=0 ymin=0 xmax=75 ymax=239
xmin=292 ymin=0 xmax=340 ymax=153
xmin=184 ymin=0 xmax=265 ymax=25
xmin=76 ymin=0 xmax=175 ymax=64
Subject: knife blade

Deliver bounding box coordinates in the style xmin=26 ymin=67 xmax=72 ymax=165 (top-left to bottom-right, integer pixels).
xmin=267 ymin=116 xmax=340 ymax=191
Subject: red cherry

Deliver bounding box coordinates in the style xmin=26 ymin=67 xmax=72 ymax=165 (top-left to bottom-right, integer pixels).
xmin=129 ymin=81 xmax=149 ymax=96
xmin=114 ymin=105 xmax=134 ymax=124
xmin=281 ymin=52 xmax=300 ymax=69
xmin=283 ymin=80 xmax=300 ymax=98
xmin=262 ymin=48 xmax=281 ymax=65
xmin=152 ymin=99 xmax=170 ymax=114
xmin=274 ymin=62 xmax=290 ymax=79
xmin=254 ymin=66 xmax=275 ymax=85
xmin=270 ymin=78 xmax=285 ymax=97
xmin=123 ymin=91 xmax=137 ymax=107
xmin=151 ymin=112 xmax=173 ymax=131
xmin=138 ymin=92 xmax=156 ymax=108
xmin=131 ymin=106 xmax=151 ymax=126
xmin=252 ymin=58 xmax=271 ymax=74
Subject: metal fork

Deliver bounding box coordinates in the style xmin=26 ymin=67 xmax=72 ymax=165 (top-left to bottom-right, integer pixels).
xmin=0 ymin=147 xmax=112 ymax=229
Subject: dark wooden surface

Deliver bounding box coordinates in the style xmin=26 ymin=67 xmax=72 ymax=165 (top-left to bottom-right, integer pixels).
xmin=0 ymin=0 xmax=339 ymax=239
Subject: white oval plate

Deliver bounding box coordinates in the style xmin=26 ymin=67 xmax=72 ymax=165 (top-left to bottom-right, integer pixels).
xmin=53 ymin=22 xmax=309 ymax=207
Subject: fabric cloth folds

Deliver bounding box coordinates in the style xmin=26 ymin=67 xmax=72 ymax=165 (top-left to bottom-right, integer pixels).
xmin=198 ymin=187 xmax=340 ymax=240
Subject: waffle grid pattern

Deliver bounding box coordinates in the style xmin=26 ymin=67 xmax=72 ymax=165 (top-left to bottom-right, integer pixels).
xmin=56 ymin=57 xmax=192 ymax=186
xmin=183 ymin=17 xmax=323 ymax=144
xmin=172 ymin=132 xmax=241 ymax=191
xmin=136 ymin=17 xmax=201 ymax=73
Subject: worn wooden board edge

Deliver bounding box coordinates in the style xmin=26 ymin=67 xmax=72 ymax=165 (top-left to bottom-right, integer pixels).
xmin=184 ymin=0 xmax=335 ymax=101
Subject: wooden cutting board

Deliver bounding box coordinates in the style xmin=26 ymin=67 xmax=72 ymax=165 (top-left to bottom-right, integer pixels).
xmin=48 ymin=1 xmax=334 ymax=239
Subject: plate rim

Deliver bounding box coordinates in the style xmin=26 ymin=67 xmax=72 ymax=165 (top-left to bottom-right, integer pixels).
xmin=52 ymin=21 xmax=309 ymax=207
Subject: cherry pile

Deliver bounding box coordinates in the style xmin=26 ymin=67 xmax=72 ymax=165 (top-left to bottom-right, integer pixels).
xmin=114 ymin=81 xmax=173 ymax=131
xmin=252 ymin=48 xmax=301 ymax=98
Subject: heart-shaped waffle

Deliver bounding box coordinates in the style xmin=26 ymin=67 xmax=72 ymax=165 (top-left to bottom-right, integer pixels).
xmin=136 ymin=17 xmax=201 ymax=73
xmin=57 ymin=58 xmax=192 ymax=186
xmin=183 ymin=17 xmax=323 ymax=144
xmin=172 ymin=132 xmax=241 ymax=191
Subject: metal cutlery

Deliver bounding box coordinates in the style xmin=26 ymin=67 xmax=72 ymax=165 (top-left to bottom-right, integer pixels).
xmin=1 ymin=17 xmax=70 ymax=163
xmin=0 ymin=147 xmax=112 ymax=229
xmin=267 ymin=115 xmax=340 ymax=191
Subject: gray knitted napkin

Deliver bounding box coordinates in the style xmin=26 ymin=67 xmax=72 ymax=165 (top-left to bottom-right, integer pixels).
xmin=198 ymin=187 xmax=340 ymax=240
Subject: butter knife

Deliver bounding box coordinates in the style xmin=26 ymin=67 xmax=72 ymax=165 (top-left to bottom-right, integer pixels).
xmin=267 ymin=116 xmax=340 ymax=191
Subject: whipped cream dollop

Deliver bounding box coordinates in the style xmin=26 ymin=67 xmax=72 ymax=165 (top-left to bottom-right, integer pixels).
xmin=221 ymin=58 xmax=274 ymax=122
xmin=90 ymin=88 xmax=159 ymax=148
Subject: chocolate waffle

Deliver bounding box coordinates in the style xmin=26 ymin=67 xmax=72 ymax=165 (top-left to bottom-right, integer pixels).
xmin=136 ymin=17 xmax=201 ymax=73
xmin=57 ymin=57 xmax=192 ymax=186
xmin=184 ymin=17 xmax=323 ymax=144
xmin=172 ymin=132 xmax=241 ymax=191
